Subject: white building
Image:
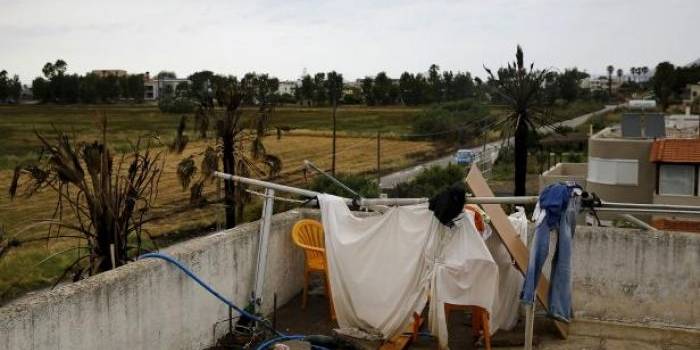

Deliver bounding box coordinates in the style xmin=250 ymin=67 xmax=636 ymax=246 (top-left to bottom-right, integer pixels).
xmin=143 ymin=73 xmax=190 ymax=100
xmin=278 ymin=81 xmax=298 ymax=95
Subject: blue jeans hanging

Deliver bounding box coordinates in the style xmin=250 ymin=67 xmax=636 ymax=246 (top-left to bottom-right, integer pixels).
xmin=520 ymin=195 xmax=579 ymax=323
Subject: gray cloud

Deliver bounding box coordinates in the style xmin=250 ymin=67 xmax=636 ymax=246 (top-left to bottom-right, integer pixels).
xmin=2 ymin=0 xmax=698 ymax=83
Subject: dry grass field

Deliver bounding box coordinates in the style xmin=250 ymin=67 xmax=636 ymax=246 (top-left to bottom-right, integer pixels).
xmin=0 ymin=131 xmax=438 ymax=302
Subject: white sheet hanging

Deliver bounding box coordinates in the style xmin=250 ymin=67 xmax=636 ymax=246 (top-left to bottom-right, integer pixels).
xmin=481 ymin=213 xmax=528 ymax=331
xmin=427 ymin=212 xmax=500 ymax=348
xmin=318 ymin=194 xmax=498 ymax=348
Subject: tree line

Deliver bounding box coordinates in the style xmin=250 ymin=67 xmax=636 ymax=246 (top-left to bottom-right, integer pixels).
xmin=31 ymin=60 xmax=146 ymax=103
xmin=651 ymin=61 xmax=700 ymax=110
xmin=0 ymin=70 xmax=23 ymax=103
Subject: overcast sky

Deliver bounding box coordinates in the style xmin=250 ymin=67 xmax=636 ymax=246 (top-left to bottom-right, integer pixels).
xmin=2 ymin=0 xmax=698 ymax=83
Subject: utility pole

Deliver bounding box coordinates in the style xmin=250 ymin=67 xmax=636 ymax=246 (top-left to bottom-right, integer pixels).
xmin=377 ymin=131 xmax=381 ymax=185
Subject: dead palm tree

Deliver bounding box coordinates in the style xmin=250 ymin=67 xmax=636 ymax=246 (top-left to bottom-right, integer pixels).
xmin=9 ymin=117 xmax=164 ymax=278
xmin=174 ymin=77 xmax=282 ymax=228
xmin=484 ymin=45 xmax=550 ymax=196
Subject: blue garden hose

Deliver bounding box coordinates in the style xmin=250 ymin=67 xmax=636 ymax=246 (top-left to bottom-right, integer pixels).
xmin=138 ymin=252 xmax=326 ymax=350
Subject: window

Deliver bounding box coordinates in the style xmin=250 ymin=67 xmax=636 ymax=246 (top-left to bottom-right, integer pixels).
xmin=659 ymin=164 xmax=696 ymax=196
xmin=587 ymin=157 xmax=639 ymax=185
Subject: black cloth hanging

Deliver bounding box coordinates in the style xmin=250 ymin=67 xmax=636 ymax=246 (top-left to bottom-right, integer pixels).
xmin=428 ymin=182 xmax=466 ymax=227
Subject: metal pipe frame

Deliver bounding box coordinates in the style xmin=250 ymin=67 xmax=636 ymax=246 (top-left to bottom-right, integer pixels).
xmin=303 ymin=160 xmax=362 ymax=199
xmin=213 ymin=171 xmax=700 ymax=214
xmin=618 ymin=214 xmax=658 ymax=231
xmin=595 ymin=207 xmax=700 ymax=216
xmin=213 ymin=172 xmax=539 ymax=206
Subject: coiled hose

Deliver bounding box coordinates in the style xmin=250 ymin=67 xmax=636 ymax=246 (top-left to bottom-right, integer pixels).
xmin=138 ymin=253 xmax=326 ymax=350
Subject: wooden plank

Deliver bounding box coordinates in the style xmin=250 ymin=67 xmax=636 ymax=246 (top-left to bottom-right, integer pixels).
xmin=379 ymin=314 xmax=424 ymax=350
xmin=465 ymin=165 xmax=569 ymax=339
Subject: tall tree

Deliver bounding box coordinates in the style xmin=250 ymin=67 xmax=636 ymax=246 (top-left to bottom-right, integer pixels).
xmin=652 ymin=61 xmax=676 ymax=111
xmin=361 ymin=77 xmax=374 ymax=105
xmin=616 ymin=68 xmax=623 ymax=82
xmin=299 ymin=74 xmax=314 ymax=106
xmin=606 ymin=65 xmax=614 ymax=95
xmin=156 ymin=71 xmax=177 ymax=79
xmin=325 ymin=71 xmax=343 ymax=175
xmin=485 ymin=45 xmax=549 ymax=196
xmin=313 ymin=73 xmax=326 ymax=105
xmin=427 ymin=64 xmax=442 ymax=103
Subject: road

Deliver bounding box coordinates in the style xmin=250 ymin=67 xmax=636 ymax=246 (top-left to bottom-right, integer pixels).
xmin=378 ymin=104 xmax=621 ymax=189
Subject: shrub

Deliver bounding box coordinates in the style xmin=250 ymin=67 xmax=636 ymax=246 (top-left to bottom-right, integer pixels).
xmin=388 ymin=163 xmax=466 ymax=198
xmin=411 ymin=99 xmax=489 ymax=144
xmin=158 ymin=96 xmax=196 ymax=113
xmin=309 ymin=173 xmax=380 ymax=198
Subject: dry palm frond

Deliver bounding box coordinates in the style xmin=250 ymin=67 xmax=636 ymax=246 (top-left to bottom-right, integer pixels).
xmin=177 ymin=156 xmax=197 ymax=190
xmin=201 ymin=146 xmax=219 ymax=180
xmin=177 ymin=85 xmax=282 ymax=227
xmin=7 ymin=117 xmax=164 ymax=280
xmin=170 ymin=115 xmax=189 ymax=153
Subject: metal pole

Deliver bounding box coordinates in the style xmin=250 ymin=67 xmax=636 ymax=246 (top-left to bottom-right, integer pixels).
xmin=304 ymin=160 xmax=362 ymax=199
xmin=595 ymin=207 xmax=700 ymax=216
xmin=602 ymin=201 xmax=700 ymax=211
xmin=619 ymin=214 xmax=658 ymax=231
xmin=377 ymin=131 xmax=381 ymax=186
xmin=215 ymin=171 xmax=321 ymax=199
xmin=215 ymin=172 xmax=538 ymax=206
xmin=213 ymin=171 xmax=700 ymax=213
xmin=252 ymin=188 xmax=275 ymax=308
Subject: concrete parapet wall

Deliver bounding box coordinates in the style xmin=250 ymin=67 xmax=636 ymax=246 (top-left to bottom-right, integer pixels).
xmin=571 ymin=226 xmax=700 ymax=330
xmin=0 ymin=210 xmax=306 ymax=350
xmin=1 ymin=208 xmax=698 ymax=349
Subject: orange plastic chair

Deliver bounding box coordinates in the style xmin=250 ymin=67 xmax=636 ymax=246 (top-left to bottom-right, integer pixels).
xmin=291 ymin=219 xmax=335 ymax=319
xmin=444 ymin=304 xmax=492 ymax=350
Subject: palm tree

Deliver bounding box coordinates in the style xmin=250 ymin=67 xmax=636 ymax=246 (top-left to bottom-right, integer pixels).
xmin=325 ymin=71 xmax=343 ymax=176
xmin=641 ymin=66 xmax=649 ymax=81
xmin=175 ymin=76 xmax=282 ymax=228
xmin=607 ymin=65 xmax=614 ymax=95
xmin=484 ymin=45 xmax=549 ymax=196
xmin=10 ymin=118 xmax=165 ymax=275
xmin=629 ymin=67 xmax=636 ymax=82
xmin=616 ymin=68 xmax=623 ymax=83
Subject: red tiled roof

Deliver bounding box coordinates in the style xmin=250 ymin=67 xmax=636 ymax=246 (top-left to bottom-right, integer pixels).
xmin=652 ymin=218 xmax=700 ymax=233
xmin=650 ymin=139 xmax=700 ymax=163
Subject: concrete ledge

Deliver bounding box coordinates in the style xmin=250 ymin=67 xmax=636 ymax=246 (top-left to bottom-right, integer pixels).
xmin=571 ymin=227 xmax=700 ymax=330
xmin=0 ymin=210 xmax=306 ymax=350
xmin=570 ymin=319 xmax=700 ymax=347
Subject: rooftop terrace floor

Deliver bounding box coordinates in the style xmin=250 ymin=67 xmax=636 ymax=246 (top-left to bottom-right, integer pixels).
xmin=274 ymin=288 xmax=699 ymax=350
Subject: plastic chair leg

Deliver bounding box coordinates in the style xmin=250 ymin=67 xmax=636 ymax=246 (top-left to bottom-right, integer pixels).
xmin=302 ymin=268 xmax=309 ymax=309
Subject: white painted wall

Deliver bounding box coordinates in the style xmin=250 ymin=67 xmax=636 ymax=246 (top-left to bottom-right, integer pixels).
xmin=0 ymin=210 xmax=306 ymax=350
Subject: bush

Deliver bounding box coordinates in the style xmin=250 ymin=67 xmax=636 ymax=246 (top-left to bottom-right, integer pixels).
xmin=158 ymin=96 xmax=196 ymax=113
xmin=411 ymin=99 xmax=489 ymax=144
xmin=309 ymin=173 xmax=380 ymax=198
xmin=342 ymin=94 xmax=363 ymax=105
xmin=388 ymin=163 xmax=466 ymax=198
